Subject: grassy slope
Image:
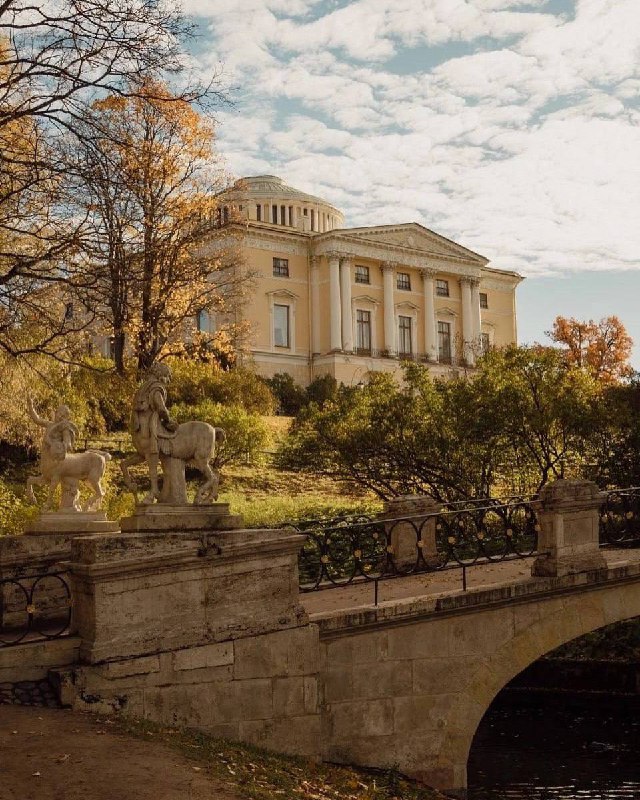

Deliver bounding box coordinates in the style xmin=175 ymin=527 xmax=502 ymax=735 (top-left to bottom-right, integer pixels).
xmin=219 ymin=464 xmax=381 ymax=528
xmin=114 ymin=717 xmax=446 ymax=800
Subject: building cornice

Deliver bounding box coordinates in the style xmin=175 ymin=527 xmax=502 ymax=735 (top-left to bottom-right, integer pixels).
xmin=312 ymin=233 xmax=484 ymax=278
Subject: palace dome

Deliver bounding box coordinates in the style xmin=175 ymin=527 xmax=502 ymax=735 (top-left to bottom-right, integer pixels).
xmin=224 ymin=175 xmax=344 ymax=232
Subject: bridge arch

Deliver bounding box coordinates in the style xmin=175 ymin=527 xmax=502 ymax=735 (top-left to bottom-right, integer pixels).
xmin=320 ymin=565 xmax=640 ymax=798
xmin=440 ymin=580 xmax=640 ymax=796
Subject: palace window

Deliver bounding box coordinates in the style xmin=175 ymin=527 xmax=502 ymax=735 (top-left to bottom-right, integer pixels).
xmin=273 ymin=257 xmax=289 ymax=277
xmin=273 ymin=304 xmax=290 ymax=348
xmin=481 ymin=332 xmax=491 ymax=354
xmin=280 ymin=205 xmax=286 ymax=225
xmin=355 ymin=265 xmax=370 ymax=284
xmin=256 ymin=204 xmax=262 ymax=222
xmin=480 ymin=292 xmax=488 ymax=309
xmin=397 ymin=272 xmax=411 ymax=291
xmin=272 ymin=205 xmax=278 ymax=224
xmin=356 ymin=309 xmax=372 ymax=353
xmin=398 ymin=315 xmax=413 ymax=356
xmin=436 ymin=279 xmax=449 ymax=297
xmin=196 ymin=309 xmax=210 ymax=332
xmin=438 ymin=321 xmax=452 ymax=362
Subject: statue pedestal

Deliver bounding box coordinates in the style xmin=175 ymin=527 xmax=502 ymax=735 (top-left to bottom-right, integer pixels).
xmin=25 ymin=511 xmax=120 ymax=536
xmin=120 ymin=503 xmax=244 ymax=533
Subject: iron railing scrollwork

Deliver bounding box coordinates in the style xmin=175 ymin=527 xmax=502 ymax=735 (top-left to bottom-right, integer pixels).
xmin=295 ymin=497 xmax=539 ymax=592
xmin=599 ymin=487 xmax=640 ymax=547
xmin=0 ymin=571 xmax=72 ymax=647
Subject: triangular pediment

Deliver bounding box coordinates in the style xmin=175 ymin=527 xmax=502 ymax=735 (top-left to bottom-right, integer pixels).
xmin=338 ymin=223 xmax=487 ymax=264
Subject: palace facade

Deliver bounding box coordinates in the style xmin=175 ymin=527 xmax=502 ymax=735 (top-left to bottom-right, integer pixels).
xmin=208 ymin=175 xmax=523 ymax=386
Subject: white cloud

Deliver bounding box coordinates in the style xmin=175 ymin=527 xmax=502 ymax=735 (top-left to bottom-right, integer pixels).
xmin=192 ymin=0 xmax=640 ymax=277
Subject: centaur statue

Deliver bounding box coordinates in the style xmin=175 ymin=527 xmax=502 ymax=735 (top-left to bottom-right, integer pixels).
xmin=26 ymin=399 xmax=111 ymax=512
xmin=120 ymin=362 xmax=225 ymax=505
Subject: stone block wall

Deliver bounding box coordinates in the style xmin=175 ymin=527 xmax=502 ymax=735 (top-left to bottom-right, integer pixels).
xmin=55 ymin=520 xmax=323 ymax=760
xmin=59 ymin=625 xmax=322 ymax=758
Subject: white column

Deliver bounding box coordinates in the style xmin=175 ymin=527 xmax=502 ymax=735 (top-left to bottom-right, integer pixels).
xmin=310 ymin=256 xmax=320 ymax=355
xmin=328 ymin=252 xmax=342 ymax=351
xmin=340 ymin=256 xmax=353 ymax=352
xmin=420 ymin=268 xmax=438 ymax=362
xmin=460 ymin=277 xmax=475 ymax=366
xmin=382 ymin=262 xmax=396 ymax=356
xmin=471 ymin=280 xmax=482 ymax=342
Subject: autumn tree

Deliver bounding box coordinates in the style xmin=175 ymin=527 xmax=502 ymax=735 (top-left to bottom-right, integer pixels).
xmin=0 ymin=2 xmax=222 ymax=358
xmin=68 ymin=80 xmax=249 ymax=374
xmin=549 ymin=315 xmax=633 ymax=383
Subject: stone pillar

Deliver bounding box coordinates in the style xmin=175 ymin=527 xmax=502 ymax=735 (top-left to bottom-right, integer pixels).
xmin=420 ymin=268 xmax=438 ymax=362
xmin=460 ymin=277 xmax=475 ymax=367
xmin=64 ymin=514 xmax=322 ymax=758
xmin=70 ymin=516 xmax=309 ymax=664
xmin=531 ymin=479 xmax=607 ymax=577
xmin=382 ymin=262 xmax=396 ymax=356
xmin=328 ymin=252 xmax=342 ymax=351
xmin=310 ymin=256 xmax=320 ymax=355
xmin=379 ymin=495 xmax=440 ymax=570
xmin=340 ymin=256 xmax=353 ymax=353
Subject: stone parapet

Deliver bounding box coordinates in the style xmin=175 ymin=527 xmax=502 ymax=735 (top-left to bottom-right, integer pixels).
xmin=531 ymin=479 xmax=607 ymax=577
xmin=58 ymin=512 xmax=322 ymax=761
xmin=70 ymin=522 xmax=309 ymax=664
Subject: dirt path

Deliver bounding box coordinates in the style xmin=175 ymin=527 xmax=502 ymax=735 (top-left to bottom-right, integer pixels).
xmin=0 ymin=705 xmax=242 ymax=800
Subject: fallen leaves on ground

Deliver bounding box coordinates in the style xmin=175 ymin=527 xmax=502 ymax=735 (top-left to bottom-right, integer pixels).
xmin=113 ymin=717 xmax=447 ymax=800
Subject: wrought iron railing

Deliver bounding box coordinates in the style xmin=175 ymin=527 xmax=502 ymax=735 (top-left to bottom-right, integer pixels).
xmin=295 ymin=498 xmax=539 ymax=592
xmin=600 ymin=487 xmax=640 ymax=546
xmin=293 ymin=487 xmax=640 ymax=594
xmin=0 ymin=571 xmax=72 ymax=647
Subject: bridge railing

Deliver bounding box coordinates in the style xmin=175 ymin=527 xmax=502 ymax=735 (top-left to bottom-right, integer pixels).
xmin=293 ymin=496 xmax=539 ymax=592
xmin=293 ymin=486 xmax=640 ymax=593
xmin=599 ymin=486 xmax=640 ymax=546
xmin=1 ymin=570 xmax=73 ymax=647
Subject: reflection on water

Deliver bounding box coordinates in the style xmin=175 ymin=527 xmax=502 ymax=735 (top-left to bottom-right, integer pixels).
xmin=468 ymin=690 xmax=640 ymax=799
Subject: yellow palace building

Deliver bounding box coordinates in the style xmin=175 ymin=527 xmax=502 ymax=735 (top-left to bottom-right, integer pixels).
xmin=215 ymin=175 xmax=522 ymax=386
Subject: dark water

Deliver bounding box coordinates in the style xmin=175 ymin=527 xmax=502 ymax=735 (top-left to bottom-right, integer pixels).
xmin=468 ymin=690 xmax=640 ymax=799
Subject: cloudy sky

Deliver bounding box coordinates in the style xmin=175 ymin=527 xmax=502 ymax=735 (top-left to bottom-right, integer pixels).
xmin=183 ymin=0 xmax=640 ymax=361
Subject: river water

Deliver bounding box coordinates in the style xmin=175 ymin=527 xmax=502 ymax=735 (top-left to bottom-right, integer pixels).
xmin=468 ymin=690 xmax=640 ymax=799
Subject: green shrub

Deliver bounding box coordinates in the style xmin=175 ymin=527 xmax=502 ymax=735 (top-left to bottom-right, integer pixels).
xmin=305 ymin=374 xmax=338 ymax=408
xmin=167 ymin=359 xmax=275 ymax=414
xmin=263 ymin=373 xmax=306 ymax=415
xmin=171 ymin=400 xmax=270 ymax=467
xmin=0 ymin=478 xmax=39 ymax=535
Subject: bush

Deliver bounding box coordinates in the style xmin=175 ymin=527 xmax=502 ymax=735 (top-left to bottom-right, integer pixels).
xmin=305 ymin=374 xmax=338 ymax=408
xmin=0 ymin=478 xmax=39 ymax=535
xmin=171 ymin=400 xmax=270 ymax=467
xmin=264 ymin=373 xmax=306 ymax=415
xmin=167 ymin=360 xmax=275 ymax=414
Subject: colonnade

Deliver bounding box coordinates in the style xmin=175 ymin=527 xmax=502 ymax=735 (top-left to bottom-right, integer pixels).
xmin=311 ymin=253 xmax=483 ymax=365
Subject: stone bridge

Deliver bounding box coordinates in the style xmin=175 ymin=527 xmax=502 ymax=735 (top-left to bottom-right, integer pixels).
xmin=2 ymin=480 xmax=640 ymax=798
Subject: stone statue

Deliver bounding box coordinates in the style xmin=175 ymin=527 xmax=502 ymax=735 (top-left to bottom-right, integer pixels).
xmin=121 ymin=362 xmax=225 ymax=506
xmin=26 ymin=398 xmax=111 ymax=512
